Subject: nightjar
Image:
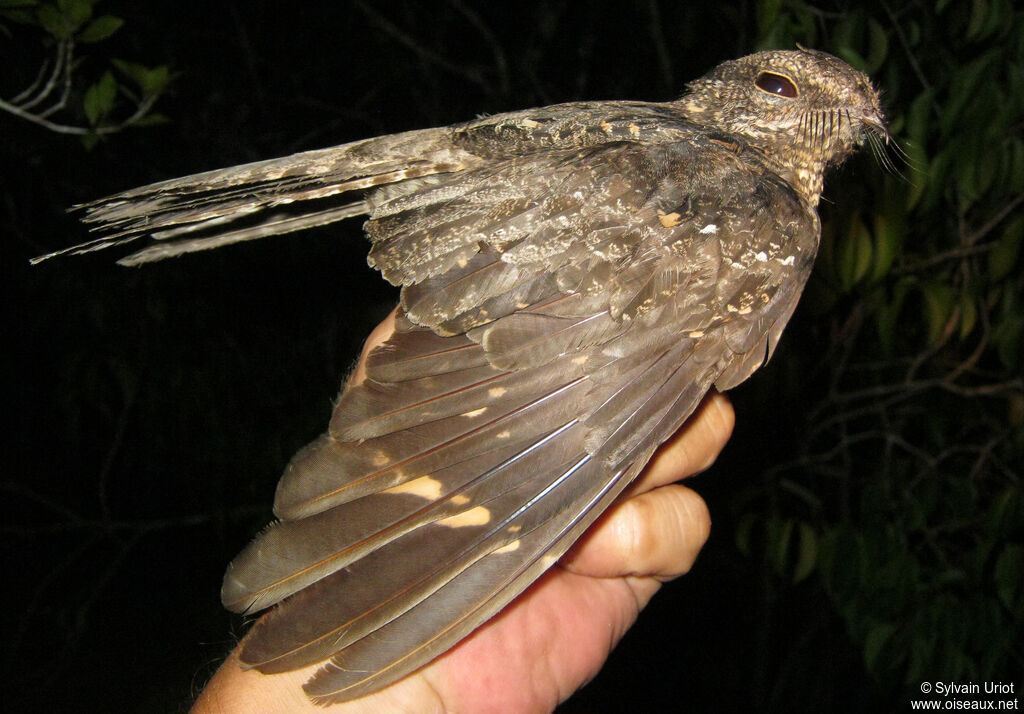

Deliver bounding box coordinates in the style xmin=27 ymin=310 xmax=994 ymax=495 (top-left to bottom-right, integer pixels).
xmin=39 ymin=48 xmax=887 ymax=703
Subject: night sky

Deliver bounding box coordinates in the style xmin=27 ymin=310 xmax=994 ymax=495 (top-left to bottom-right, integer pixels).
xmin=6 ymin=3 xmax=868 ymax=711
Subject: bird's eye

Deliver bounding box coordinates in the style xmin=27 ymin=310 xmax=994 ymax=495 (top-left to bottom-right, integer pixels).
xmin=755 ymin=71 xmax=799 ymax=98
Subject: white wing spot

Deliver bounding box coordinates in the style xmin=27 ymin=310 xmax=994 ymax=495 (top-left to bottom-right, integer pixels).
xmin=462 ymin=407 xmax=488 ymax=418
xmin=493 ymin=540 xmax=521 ymax=554
xmin=755 ymin=251 xmax=768 ymax=262
xmin=496 ymin=430 xmax=511 ymax=439
xmin=385 ymin=476 xmax=443 ymax=500
xmin=700 ymin=224 xmax=719 ymax=234
xmin=439 ymin=506 xmax=491 ymax=528
xmin=372 ymin=451 xmax=392 ymax=467
xmin=780 ymin=255 xmax=796 ymax=266
xmin=488 ymin=387 xmax=508 ymax=398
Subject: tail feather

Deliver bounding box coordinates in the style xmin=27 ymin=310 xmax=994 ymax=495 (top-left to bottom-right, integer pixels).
xmin=32 ymin=126 xmax=484 ymax=265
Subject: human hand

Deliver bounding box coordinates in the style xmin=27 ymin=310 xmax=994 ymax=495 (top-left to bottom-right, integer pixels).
xmin=193 ymin=311 xmax=735 ymax=714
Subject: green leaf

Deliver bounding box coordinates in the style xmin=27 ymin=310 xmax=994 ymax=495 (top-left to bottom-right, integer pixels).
xmin=988 ymin=214 xmax=1024 ymax=282
xmin=1009 ymin=63 xmax=1024 ymax=113
xmin=920 ymin=280 xmax=954 ymax=344
xmin=839 ymin=214 xmax=874 ymax=290
xmin=79 ymin=131 xmax=100 ymax=150
xmin=0 ymin=8 xmax=34 ymax=26
xmin=905 ymin=89 xmax=935 ymax=148
xmin=37 ymin=3 xmax=70 ymax=38
xmin=756 ymin=0 xmax=783 ymax=34
xmin=56 ymin=0 xmax=90 ymax=30
xmin=876 ymin=278 xmax=912 ymax=355
xmin=77 ymin=13 xmax=121 ymax=42
xmin=112 ymin=59 xmax=173 ymax=97
xmin=970 ymin=138 xmax=1000 ymax=200
xmin=942 ymin=52 xmax=996 ymax=137
xmin=770 ymin=517 xmax=794 ymax=576
xmin=83 ymin=70 xmax=116 ymax=126
xmin=993 ymin=312 xmax=1024 ymax=369
xmin=792 ymin=522 xmax=818 ymax=583
xmin=131 ymin=111 xmax=169 ymax=127
xmin=870 ymin=212 xmax=901 ymax=282
xmin=139 ymin=65 xmax=171 ymax=95
xmin=966 ymin=0 xmax=989 ymax=40
xmin=958 ymin=293 xmax=977 ymax=340
xmin=735 ymin=513 xmax=756 ymax=558
xmin=993 ymin=544 xmax=1024 ymax=611
xmin=1005 ymin=137 xmax=1024 ymax=194
xmin=865 ymin=17 xmax=889 ymax=74
xmin=903 ymin=140 xmax=930 ymax=211
xmin=905 ymin=18 xmax=921 ymax=46
xmin=906 ymin=633 xmax=935 ymax=684
xmin=836 ymin=45 xmax=869 ymax=73
xmin=864 ymin=621 xmax=897 ymax=673
xmin=111 ymin=58 xmax=148 ymax=85
xmin=982 ymin=0 xmax=1011 ymax=39
xmin=986 ymin=486 xmax=1021 ymax=538
xmin=920 ymin=148 xmax=952 ymax=213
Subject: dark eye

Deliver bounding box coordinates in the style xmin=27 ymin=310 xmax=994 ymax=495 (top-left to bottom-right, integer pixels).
xmin=755 ymin=71 xmax=799 ymax=98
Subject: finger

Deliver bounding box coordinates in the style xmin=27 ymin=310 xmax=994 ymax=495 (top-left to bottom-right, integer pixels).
xmin=192 ymin=646 xmax=446 ymax=714
xmin=630 ymin=391 xmax=735 ymax=495
xmin=560 ymin=483 xmax=711 ymax=581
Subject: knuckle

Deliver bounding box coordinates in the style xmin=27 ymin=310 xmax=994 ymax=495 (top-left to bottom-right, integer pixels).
xmin=618 ymin=497 xmax=658 ymax=565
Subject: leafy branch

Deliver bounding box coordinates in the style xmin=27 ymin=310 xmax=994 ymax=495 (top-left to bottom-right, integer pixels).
xmin=0 ymin=0 xmax=172 ymax=144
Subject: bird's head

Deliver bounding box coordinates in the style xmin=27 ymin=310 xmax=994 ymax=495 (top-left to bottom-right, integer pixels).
xmin=680 ymin=48 xmax=888 ymax=204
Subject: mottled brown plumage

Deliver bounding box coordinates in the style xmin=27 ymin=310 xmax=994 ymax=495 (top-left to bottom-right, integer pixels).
xmin=42 ymin=48 xmax=886 ymax=703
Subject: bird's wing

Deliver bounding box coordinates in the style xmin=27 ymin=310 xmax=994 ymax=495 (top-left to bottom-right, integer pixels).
xmin=222 ymin=134 xmax=817 ymax=702
xmin=31 ymin=125 xmax=483 ymax=265
xmin=31 ymin=100 xmax=692 ymax=266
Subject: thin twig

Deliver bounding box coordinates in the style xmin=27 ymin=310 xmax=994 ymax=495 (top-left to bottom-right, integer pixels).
xmin=11 ymin=52 xmax=53 ymax=104
xmin=880 ymin=0 xmax=942 ymax=117
xmin=892 ymin=241 xmax=995 ymax=275
xmin=0 ymin=91 xmax=159 ymax=135
xmin=449 ymin=0 xmax=510 ymax=98
xmin=356 ymin=1 xmax=488 ymax=91
xmin=16 ymin=38 xmax=70 ymax=111
xmin=963 ymin=192 xmax=1024 ymax=246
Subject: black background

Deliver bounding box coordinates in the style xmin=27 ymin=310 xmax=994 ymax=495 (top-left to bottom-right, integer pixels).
xmin=5 ymin=2 xmax=869 ymax=711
